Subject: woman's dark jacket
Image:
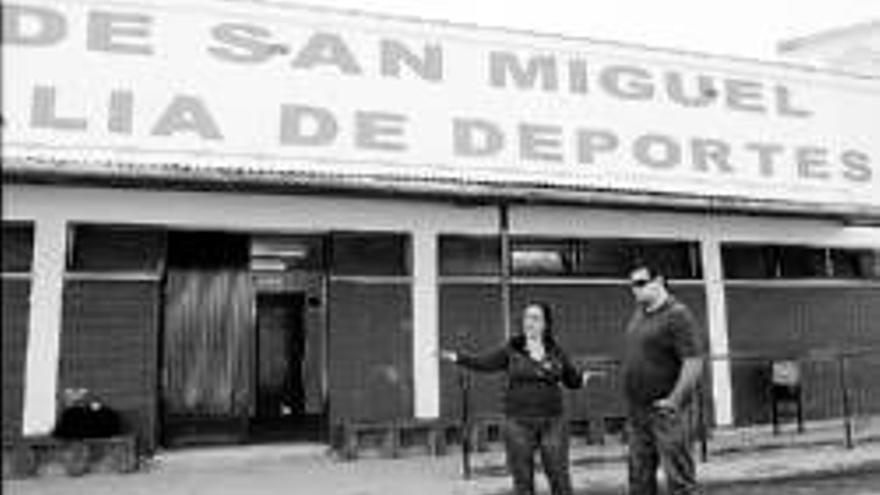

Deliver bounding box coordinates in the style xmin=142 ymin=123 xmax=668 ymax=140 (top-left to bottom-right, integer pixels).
xmin=456 ymin=336 xmax=583 ymax=418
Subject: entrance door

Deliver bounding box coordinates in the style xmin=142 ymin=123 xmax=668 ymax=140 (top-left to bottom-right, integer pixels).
xmin=255 ymin=293 xmax=305 ymax=425
xmin=250 ymin=272 xmax=327 ymax=442
xmin=160 ymin=231 xmax=253 ymax=447
xmin=161 ymin=233 xmax=328 ymax=447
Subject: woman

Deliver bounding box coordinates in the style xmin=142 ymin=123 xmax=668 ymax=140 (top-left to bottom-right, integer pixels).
xmin=439 ymin=303 xmax=595 ymax=495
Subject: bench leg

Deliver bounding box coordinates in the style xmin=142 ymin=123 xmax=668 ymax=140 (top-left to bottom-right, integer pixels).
xmin=112 ymin=440 xmax=138 ymax=473
xmin=62 ymin=443 xmax=90 ymax=477
xmin=772 ymin=398 xmax=780 ymax=435
xmin=426 ymin=427 xmax=447 ymax=456
xmin=796 ymin=396 xmax=805 ymax=434
xmin=341 ymin=427 xmax=358 ymax=461
xmin=589 ymin=419 xmax=604 ymax=446
xmin=468 ymin=424 xmax=484 ymax=452
xmin=384 ymin=428 xmax=401 ymax=458
xmin=13 ymin=446 xmax=38 ymax=478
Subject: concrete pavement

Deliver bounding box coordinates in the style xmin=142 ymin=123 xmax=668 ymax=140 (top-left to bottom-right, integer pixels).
xmin=4 ymin=436 xmax=880 ymax=495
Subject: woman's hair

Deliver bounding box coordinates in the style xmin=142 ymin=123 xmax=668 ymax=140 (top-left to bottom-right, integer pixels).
xmin=512 ymin=302 xmax=558 ymax=350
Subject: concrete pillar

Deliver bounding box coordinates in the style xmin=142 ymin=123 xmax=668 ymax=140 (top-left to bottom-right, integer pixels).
xmin=412 ymin=228 xmax=440 ymax=418
xmin=699 ymin=237 xmax=734 ymax=426
xmin=22 ymin=216 xmax=67 ymax=435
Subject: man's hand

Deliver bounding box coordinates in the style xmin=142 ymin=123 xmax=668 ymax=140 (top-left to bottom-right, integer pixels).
xmin=656 ymin=357 xmax=703 ymax=415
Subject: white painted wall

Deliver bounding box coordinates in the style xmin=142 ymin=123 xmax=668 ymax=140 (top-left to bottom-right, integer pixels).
xmin=511 ymin=205 xmax=880 ymax=247
xmin=412 ymin=229 xmax=440 ymax=418
xmin=699 ymin=237 xmax=733 ymax=426
xmin=20 ymin=216 xmax=66 ymax=435
xmin=2 ymin=185 xmax=498 ymax=234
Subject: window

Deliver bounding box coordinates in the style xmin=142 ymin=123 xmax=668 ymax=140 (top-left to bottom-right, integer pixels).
xmin=250 ymin=235 xmax=324 ymax=272
xmin=511 ymin=238 xmax=568 ymax=276
xmin=511 ymin=237 xmax=701 ymax=279
xmin=330 ymin=232 xmax=410 ymax=276
xmin=831 ymin=249 xmax=880 ymax=279
xmin=166 ymin=230 xmax=248 ymax=269
xmin=722 ymin=245 xmax=776 ymax=279
xmin=723 ymin=243 xmax=880 ymax=280
xmin=567 ymin=239 xmax=633 ymax=277
xmin=438 ymin=236 xmax=501 ymax=276
xmin=630 ymin=240 xmax=702 ymax=279
xmin=2 ymin=223 xmax=33 ymax=273
xmin=778 ymin=246 xmax=828 ymax=278
xmin=68 ymin=224 xmax=166 ymax=272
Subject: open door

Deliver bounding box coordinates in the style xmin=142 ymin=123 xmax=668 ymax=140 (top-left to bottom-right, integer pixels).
xmin=250 ymin=272 xmax=327 ymax=442
xmin=256 ymin=292 xmax=305 ymax=420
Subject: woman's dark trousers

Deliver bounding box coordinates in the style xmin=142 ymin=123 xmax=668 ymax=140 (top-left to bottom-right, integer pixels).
xmin=504 ymin=416 xmax=573 ymax=495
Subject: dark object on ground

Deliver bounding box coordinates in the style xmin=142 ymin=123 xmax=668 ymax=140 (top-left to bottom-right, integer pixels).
xmin=53 ymin=402 xmax=123 ymax=440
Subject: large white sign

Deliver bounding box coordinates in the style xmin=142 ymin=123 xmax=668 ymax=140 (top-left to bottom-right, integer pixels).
xmin=3 ymin=0 xmax=879 ymax=210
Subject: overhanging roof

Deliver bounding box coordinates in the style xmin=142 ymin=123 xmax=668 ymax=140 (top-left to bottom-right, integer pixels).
xmin=4 ymin=155 xmax=880 ymax=225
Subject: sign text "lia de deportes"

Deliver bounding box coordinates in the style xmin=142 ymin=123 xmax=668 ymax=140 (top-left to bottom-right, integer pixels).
xmin=2 ymin=2 xmax=877 ymax=203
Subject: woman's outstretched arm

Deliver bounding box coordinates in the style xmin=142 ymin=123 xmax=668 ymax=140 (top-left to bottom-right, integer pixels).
xmin=440 ymin=346 xmax=509 ymax=373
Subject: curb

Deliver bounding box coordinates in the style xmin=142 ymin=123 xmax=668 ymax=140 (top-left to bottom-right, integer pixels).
xmin=468 ymin=441 xmax=880 ymax=493
xmin=703 ymin=457 xmax=880 ymax=489
xmin=565 ymin=433 xmax=880 ymax=467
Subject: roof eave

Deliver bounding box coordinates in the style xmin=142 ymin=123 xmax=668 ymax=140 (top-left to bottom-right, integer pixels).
xmin=4 ymin=159 xmax=879 ymax=224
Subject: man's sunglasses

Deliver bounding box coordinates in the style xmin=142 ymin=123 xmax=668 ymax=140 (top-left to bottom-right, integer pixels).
xmin=630 ymin=278 xmax=652 ymax=288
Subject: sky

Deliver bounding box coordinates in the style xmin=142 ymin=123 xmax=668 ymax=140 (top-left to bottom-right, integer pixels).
xmin=296 ymin=0 xmax=879 ymax=61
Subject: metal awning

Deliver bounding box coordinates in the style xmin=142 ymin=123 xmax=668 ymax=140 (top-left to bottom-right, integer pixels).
xmin=4 ymin=154 xmax=880 ymax=224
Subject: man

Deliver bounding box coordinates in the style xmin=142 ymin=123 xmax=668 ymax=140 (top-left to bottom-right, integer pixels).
xmin=622 ymin=263 xmax=705 ymax=495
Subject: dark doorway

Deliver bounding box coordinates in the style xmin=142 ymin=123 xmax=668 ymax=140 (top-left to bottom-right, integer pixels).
xmin=255 ymin=293 xmax=305 ymax=422
xmin=251 ymin=291 xmax=325 ymax=441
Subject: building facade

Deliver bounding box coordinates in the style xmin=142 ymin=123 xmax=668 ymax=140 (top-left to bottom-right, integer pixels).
xmin=3 ymin=0 xmax=879 ymax=452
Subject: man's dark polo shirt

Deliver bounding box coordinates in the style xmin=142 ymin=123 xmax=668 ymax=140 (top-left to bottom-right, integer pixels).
xmin=622 ymin=296 xmax=704 ymax=409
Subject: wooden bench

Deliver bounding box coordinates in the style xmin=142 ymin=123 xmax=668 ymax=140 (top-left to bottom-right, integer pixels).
xmin=570 ymin=417 xmax=600 ymax=444
xmin=331 ymin=414 xmax=630 ymax=461
xmin=2 ymin=435 xmax=138 ymax=478
xmin=467 ymin=414 xmax=506 ymax=452
xmin=468 ymin=415 xmax=628 ymax=448
xmin=599 ymin=415 xmax=628 ymax=444
xmin=335 ymin=419 xmax=452 ymax=460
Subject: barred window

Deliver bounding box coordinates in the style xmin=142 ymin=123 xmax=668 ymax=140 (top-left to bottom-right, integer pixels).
xmin=510 ymin=237 xmax=701 ymax=279
xmin=2 ymin=222 xmax=34 ymax=273
xmin=330 ymin=232 xmax=410 ymax=276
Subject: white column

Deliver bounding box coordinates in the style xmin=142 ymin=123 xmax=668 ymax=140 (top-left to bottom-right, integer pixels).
xmin=412 ymin=228 xmax=440 ymax=418
xmin=22 ymin=216 xmax=67 ymax=435
xmin=699 ymin=237 xmax=734 ymax=426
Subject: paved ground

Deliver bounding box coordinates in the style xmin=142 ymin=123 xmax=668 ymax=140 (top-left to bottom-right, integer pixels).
xmin=5 ymin=417 xmax=879 ymax=494
xmin=710 ymin=470 xmax=880 ymax=495
xmin=5 ymin=440 xmax=880 ymax=495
